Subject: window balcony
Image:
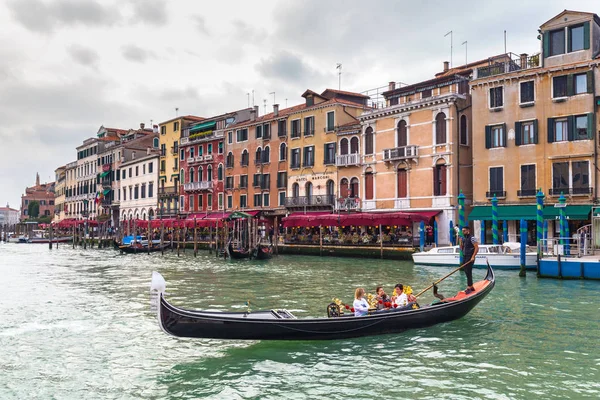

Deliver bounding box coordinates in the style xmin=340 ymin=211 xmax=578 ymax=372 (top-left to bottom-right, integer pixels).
xmin=549 ymin=187 xmax=593 ymax=196
xmin=187 ymin=157 xmax=196 ymax=164
xmin=486 ymin=191 xmax=506 ymax=198
xmin=336 ymin=153 xmax=361 ymax=167
xmin=184 ymin=181 xmax=214 ymax=191
xmin=474 ymin=52 xmax=541 ymax=80
xmin=158 ymin=186 xmax=179 ymax=198
xmin=517 ymin=189 xmax=537 ymax=197
xmin=336 ymin=197 xmax=360 ymax=211
xmin=179 ymin=137 xmax=189 ymax=145
xmin=203 ymin=154 xmax=213 ymax=162
xmin=383 ymin=145 xmax=418 ymax=162
xmin=284 ymin=195 xmax=335 ymax=208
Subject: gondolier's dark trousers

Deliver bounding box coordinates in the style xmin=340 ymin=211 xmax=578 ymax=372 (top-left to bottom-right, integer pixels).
xmin=463 ymin=258 xmax=474 ymax=287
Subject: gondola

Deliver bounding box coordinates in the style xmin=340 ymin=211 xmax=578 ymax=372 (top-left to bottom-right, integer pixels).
xmin=119 ymin=243 xmax=170 ymax=254
xmin=150 ymin=265 xmax=495 ymax=341
xmin=253 ymin=244 xmax=273 ymax=260
xmin=228 ymin=243 xmax=251 ymax=259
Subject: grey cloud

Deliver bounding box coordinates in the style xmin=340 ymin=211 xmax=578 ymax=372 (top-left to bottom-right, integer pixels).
xmin=232 ymin=19 xmax=266 ymax=43
xmin=67 ymin=44 xmax=100 ymax=68
xmin=8 ymin=0 xmax=120 ymax=33
xmin=121 ymin=45 xmax=155 ymax=63
xmin=256 ymin=51 xmax=330 ymax=85
xmin=129 ymin=0 xmax=168 ymax=26
xmin=192 ymin=15 xmax=209 ymax=36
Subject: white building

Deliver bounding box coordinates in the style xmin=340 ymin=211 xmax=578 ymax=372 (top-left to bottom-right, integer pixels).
xmin=119 ymin=150 xmax=160 ymax=220
xmin=0 ymin=205 xmax=19 ymax=226
xmin=74 ymin=138 xmax=99 ymax=219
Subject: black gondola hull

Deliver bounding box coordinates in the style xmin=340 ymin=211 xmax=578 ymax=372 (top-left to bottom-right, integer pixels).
xmin=254 ymin=245 xmax=273 ymax=260
xmin=156 ymin=267 xmax=495 ymax=340
xmin=120 ymin=244 xmax=170 ymax=254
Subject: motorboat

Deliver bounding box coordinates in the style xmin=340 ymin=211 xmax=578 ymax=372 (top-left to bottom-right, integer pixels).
xmin=412 ymin=243 xmax=537 ymax=270
xmin=149 ymin=266 xmax=495 ymax=340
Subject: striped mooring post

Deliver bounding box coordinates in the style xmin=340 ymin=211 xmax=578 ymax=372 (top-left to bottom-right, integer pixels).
xmin=491 ymin=195 xmax=499 ymax=245
xmin=536 ymin=189 xmax=544 ymax=256
xmin=519 ymin=219 xmax=527 ymax=277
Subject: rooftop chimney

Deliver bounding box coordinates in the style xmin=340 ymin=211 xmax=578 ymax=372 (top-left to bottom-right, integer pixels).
xmin=254 ymin=105 xmax=259 ymax=116
xmin=443 ymin=61 xmax=449 ymax=72
xmin=140 ymin=122 xmax=145 ymax=130
xmin=273 ymin=104 xmax=279 ymax=117
xmin=250 ymin=108 xmax=256 ymax=122
xmin=520 ymin=53 xmax=528 ymax=68
xmin=153 ymin=124 xmax=159 ymax=133
xmin=388 ymin=81 xmax=396 ymax=91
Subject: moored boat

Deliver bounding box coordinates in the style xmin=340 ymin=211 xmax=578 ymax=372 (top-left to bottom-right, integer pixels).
xmin=412 ymin=243 xmax=537 ymax=270
xmin=150 ymin=266 xmax=495 ymax=340
xmin=119 ymin=243 xmax=170 ymax=254
xmin=229 ymin=243 xmax=251 ymax=259
xmin=253 ymin=244 xmax=273 ymax=259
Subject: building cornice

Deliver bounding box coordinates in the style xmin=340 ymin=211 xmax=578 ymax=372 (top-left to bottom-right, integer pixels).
xmin=358 ymin=93 xmax=464 ymax=122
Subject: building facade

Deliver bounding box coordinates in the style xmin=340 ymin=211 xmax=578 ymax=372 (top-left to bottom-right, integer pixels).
xmin=53 ymin=166 xmax=66 ymax=222
xmin=118 ymin=150 xmax=160 ymax=220
xmin=469 ymin=10 xmax=600 ymax=242
xmin=180 ymin=108 xmax=251 ymax=215
xmin=158 ymin=116 xmax=205 ymax=217
xmin=0 ymin=205 xmax=19 ymax=226
xmin=64 ymin=161 xmax=77 ymax=219
xmin=20 ymin=173 xmax=55 ymax=220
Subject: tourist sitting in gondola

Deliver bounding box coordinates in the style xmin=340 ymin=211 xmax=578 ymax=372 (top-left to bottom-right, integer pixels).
xmin=353 ymin=288 xmax=369 ymax=317
xmin=375 ymin=286 xmax=391 ymax=310
xmin=392 ymin=284 xmax=408 ymax=308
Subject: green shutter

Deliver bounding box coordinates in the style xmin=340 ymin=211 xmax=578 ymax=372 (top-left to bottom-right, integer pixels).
xmin=587 ymin=113 xmax=595 ymax=140
xmin=533 ymin=119 xmax=539 ymax=144
xmin=323 ymin=143 xmax=327 ymax=163
xmin=485 ymin=126 xmax=491 ymax=149
xmin=584 ymin=21 xmax=590 ymax=50
xmin=502 ymin=123 xmax=507 ymax=147
xmin=567 ymin=115 xmax=575 ymax=141
xmin=587 ymin=70 xmax=594 ymax=93
xmin=547 ymin=118 xmax=555 ymax=143
xmin=543 ymin=31 xmax=550 ymax=58
xmin=515 ymin=121 xmax=522 ymax=146
xmin=567 ymin=74 xmax=574 ymax=96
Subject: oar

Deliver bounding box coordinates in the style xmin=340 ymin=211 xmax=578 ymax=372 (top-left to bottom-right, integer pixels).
xmin=414 ymin=261 xmax=470 ymax=299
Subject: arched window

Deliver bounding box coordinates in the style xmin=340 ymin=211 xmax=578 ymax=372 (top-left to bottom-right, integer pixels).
xmin=226 ymin=152 xmax=234 ymax=168
xmin=189 ymin=167 xmax=194 ymax=183
xmin=241 ymin=149 xmax=249 ymax=166
xmin=340 ymin=178 xmax=349 ymax=198
xmin=350 ymin=137 xmax=359 ymax=154
xmin=279 ymin=143 xmax=287 ymax=161
xmin=435 ymin=112 xmax=446 ymax=144
xmin=350 ymin=177 xmax=359 ymax=198
xmin=397 ymin=120 xmax=407 ymax=147
xmin=340 ymin=138 xmax=349 ymax=155
xmin=255 ymin=147 xmax=262 ymax=165
xmin=207 ymin=165 xmax=213 ymax=181
xmin=217 ymin=164 xmax=223 ymax=181
xmin=292 ymin=182 xmax=299 ymax=198
xmin=180 ymin=168 xmax=185 ymax=183
xmin=149 ymin=209 xmax=154 ymax=218
xmin=153 ymin=137 xmax=159 ymax=148
xmin=198 ymin=166 xmax=203 ymax=182
xmin=364 ymin=170 xmax=373 ymax=200
xmin=305 ymin=181 xmax=313 ymax=198
xmin=364 ymin=127 xmax=374 ymax=155
xmin=326 ymin=179 xmax=335 ymax=198
xmin=460 ymin=115 xmax=468 ymax=145
xmin=263 ymin=146 xmax=270 ymax=163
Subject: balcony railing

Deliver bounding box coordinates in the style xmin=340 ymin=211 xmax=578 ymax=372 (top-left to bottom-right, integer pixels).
xmin=475 ymin=52 xmax=541 ymax=80
xmin=549 ymin=187 xmax=593 ymax=196
xmin=486 ymin=190 xmax=506 ymax=198
xmin=336 ymin=197 xmax=360 ymax=211
xmin=187 ymin=157 xmax=195 ymax=164
xmin=184 ymin=181 xmax=214 ymax=191
xmin=284 ymin=195 xmax=335 ymax=207
xmin=517 ymin=189 xmax=537 ymax=197
xmin=336 ymin=153 xmax=361 ymax=167
xmin=158 ymin=186 xmax=179 ymax=197
xmin=180 ymin=137 xmax=189 ymax=145
xmin=383 ymin=145 xmax=418 ymax=161
xmin=203 ymin=154 xmax=213 ymax=162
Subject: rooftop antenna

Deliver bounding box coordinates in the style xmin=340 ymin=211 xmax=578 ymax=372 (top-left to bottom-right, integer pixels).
xmin=462 ymin=41 xmax=467 ymax=65
xmin=504 ymin=30 xmax=507 ymax=54
xmin=444 ymin=31 xmax=453 ymax=68
xmin=269 ymin=91 xmax=275 ymax=105
xmin=263 ymin=99 xmax=267 ymax=115
xmin=247 ymin=93 xmax=250 ymax=108
xmin=336 ymin=63 xmax=342 ymax=90
xmin=252 ymin=90 xmax=255 ymax=106
xmin=175 ymin=107 xmax=179 ymax=117
xmin=285 ymin=98 xmax=288 ymax=107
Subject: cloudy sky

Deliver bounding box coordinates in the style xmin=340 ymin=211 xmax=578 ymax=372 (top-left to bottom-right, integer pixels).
xmin=0 ymin=0 xmax=597 ymax=209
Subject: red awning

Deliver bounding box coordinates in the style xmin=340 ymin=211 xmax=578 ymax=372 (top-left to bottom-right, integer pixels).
xmin=282 ymin=211 xmax=432 ymax=228
xmin=404 ymin=210 xmax=440 ymax=221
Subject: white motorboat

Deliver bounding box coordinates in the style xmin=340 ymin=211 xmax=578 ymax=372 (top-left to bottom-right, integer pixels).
xmin=412 ymin=243 xmax=537 ymax=270
xmin=7 ymin=234 xmax=27 ymax=243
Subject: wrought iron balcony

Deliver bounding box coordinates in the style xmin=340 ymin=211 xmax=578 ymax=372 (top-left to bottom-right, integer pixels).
xmin=475 ymin=52 xmax=541 ymax=80
xmin=284 ymin=195 xmax=335 ymax=207
xmin=382 ymin=145 xmax=418 ymax=161
xmin=517 ymin=189 xmax=537 ymax=197
xmin=158 ymin=186 xmax=179 ymax=198
xmin=336 ymin=153 xmax=361 ymax=167
xmin=336 ymin=197 xmax=360 ymax=211
xmin=549 ymin=187 xmax=593 ymax=196
xmin=184 ymin=181 xmax=213 ymax=191
xmin=486 ymin=190 xmax=506 ymax=198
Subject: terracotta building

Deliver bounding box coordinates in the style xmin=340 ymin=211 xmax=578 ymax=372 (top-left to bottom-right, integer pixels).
xmin=469 ymin=10 xmax=600 ymax=243
xmin=20 ymin=173 xmax=55 ymax=220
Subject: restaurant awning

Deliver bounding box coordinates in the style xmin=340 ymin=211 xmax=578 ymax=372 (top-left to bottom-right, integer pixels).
xmin=190 ymin=121 xmax=216 ymax=133
xmin=282 ymin=211 xmax=431 ymax=228
xmin=468 ymin=205 xmax=592 ymax=221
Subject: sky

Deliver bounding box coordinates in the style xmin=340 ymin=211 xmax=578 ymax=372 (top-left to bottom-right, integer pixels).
xmin=0 ymin=0 xmax=598 ymax=209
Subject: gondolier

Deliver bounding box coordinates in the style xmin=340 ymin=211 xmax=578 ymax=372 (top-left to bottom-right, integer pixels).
xmin=459 ymin=226 xmax=478 ymax=294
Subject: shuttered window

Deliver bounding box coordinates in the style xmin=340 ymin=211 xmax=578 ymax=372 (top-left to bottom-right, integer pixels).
xmin=365 ymin=172 xmax=373 ymax=200
xmin=397 ymin=169 xmax=407 ymax=198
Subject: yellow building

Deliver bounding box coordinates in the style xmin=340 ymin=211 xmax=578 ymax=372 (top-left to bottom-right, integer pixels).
xmin=158 ymin=115 xmax=204 ymax=216
xmin=53 ymin=166 xmax=66 ymax=222
xmin=285 ymin=89 xmax=369 ymax=212
xmin=469 ymin=10 xmax=600 ymax=242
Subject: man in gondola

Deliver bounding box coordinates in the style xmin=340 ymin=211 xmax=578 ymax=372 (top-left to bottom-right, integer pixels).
xmin=459 ymin=226 xmax=479 ymax=294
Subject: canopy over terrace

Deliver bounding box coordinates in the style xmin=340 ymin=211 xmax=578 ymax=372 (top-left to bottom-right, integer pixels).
xmin=54 ymin=218 xmax=99 ymax=228
xmin=282 ymin=211 xmax=434 ymax=228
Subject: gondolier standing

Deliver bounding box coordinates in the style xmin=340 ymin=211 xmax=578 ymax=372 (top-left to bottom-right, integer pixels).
xmin=459 ymin=226 xmax=479 ymax=294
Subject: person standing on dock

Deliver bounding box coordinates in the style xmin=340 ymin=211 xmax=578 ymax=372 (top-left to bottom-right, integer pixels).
xmin=459 ymin=226 xmax=478 ymax=294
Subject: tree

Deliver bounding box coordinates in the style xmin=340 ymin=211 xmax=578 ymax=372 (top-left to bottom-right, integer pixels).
xmin=28 ymin=201 xmax=40 ymax=218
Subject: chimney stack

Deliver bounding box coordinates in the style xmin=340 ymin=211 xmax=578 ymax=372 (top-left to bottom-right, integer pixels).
xmin=388 ymin=81 xmax=396 ymax=91
xmin=254 ymin=105 xmax=259 ymax=117
xmin=250 ymin=108 xmax=256 ymax=122
xmin=140 ymin=122 xmax=145 ymax=130
xmin=273 ymin=104 xmax=279 ymax=117
xmin=443 ymin=61 xmax=449 ymax=72
xmin=520 ymin=53 xmax=528 ymax=68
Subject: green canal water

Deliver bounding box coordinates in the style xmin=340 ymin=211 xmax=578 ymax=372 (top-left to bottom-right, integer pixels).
xmin=1 ymin=244 xmax=599 ymax=399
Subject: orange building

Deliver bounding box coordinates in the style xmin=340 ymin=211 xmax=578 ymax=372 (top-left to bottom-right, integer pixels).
xmin=20 ymin=173 xmax=55 ymax=220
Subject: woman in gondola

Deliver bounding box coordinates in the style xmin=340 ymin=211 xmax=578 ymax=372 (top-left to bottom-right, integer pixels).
xmin=375 ymin=286 xmax=390 ymax=310
xmin=353 ymin=288 xmax=369 ymax=317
